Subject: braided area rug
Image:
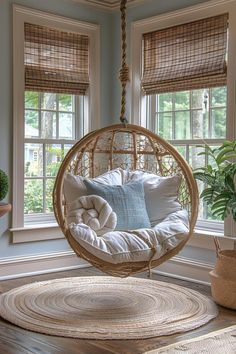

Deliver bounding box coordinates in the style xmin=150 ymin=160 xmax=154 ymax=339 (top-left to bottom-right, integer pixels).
xmin=0 ymin=276 xmax=218 ymax=340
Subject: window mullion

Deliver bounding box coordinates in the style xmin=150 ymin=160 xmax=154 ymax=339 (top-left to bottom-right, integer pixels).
xmin=153 ymin=95 xmax=157 ymax=133
xmin=172 ymin=93 xmax=175 ymax=139
xmin=146 ymin=95 xmax=150 ymax=131
xmin=43 ymin=143 xmax=46 ymax=213
xmin=190 ymin=91 xmax=193 ymax=139
xmin=39 ymin=93 xmax=42 ymax=138
xmin=209 ymin=88 xmax=212 ymax=138
xmin=57 ymin=94 xmax=60 ymax=139
xmin=186 ymin=143 xmax=190 ymax=164
xmin=76 ymin=95 xmax=82 ymax=139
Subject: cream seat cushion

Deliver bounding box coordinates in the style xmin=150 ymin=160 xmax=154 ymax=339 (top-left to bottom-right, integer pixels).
xmin=69 ymin=209 xmax=189 ymax=264
xmin=66 ymin=168 xmax=188 ymax=265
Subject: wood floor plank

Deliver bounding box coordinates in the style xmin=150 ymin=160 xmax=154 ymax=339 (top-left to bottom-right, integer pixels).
xmin=0 ymin=267 xmax=235 ymax=354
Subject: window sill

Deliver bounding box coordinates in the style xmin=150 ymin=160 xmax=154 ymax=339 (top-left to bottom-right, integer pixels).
xmin=10 ymin=224 xmax=65 ymax=244
xmin=189 ymin=229 xmax=236 ymax=251
xmin=195 ymin=229 xmax=226 ymax=238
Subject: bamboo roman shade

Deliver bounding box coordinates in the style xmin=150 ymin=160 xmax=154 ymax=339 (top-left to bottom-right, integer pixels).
xmin=24 ymin=23 xmax=89 ymax=95
xmin=141 ymin=14 xmax=228 ymax=95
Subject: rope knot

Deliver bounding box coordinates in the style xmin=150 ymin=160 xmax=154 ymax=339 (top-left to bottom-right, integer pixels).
xmin=119 ymin=65 xmax=130 ymax=85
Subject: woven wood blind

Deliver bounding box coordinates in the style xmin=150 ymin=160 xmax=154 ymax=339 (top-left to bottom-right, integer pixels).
xmin=24 ymin=23 xmax=89 ymax=95
xmin=141 ymin=14 xmax=228 ymax=95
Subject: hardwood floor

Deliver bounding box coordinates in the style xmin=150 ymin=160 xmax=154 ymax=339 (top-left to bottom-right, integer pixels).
xmin=0 ymin=267 xmax=235 ymax=354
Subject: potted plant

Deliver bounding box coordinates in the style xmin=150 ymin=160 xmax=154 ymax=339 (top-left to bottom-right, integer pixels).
xmin=194 ymin=140 xmax=236 ymax=309
xmin=0 ymin=169 xmax=11 ymax=217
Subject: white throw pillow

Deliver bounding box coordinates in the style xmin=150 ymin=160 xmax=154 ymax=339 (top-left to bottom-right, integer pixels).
xmin=127 ymin=170 xmax=182 ymax=226
xmin=63 ymin=168 xmax=126 ymax=203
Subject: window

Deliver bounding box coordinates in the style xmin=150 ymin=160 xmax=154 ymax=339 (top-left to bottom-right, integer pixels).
xmin=24 ymin=92 xmax=77 ymax=222
xmin=12 ymin=5 xmax=100 ymax=242
xmin=131 ymin=0 xmax=236 ymax=236
xmin=146 ymin=87 xmax=227 ymax=223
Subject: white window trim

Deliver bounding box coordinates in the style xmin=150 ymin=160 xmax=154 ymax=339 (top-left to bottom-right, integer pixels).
xmin=130 ymin=0 xmax=236 ymax=238
xmin=12 ymin=5 xmax=100 ymax=242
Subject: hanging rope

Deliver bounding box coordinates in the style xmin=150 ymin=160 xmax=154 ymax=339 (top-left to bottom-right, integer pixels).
xmin=119 ymin=0 xmax=130 ymax=124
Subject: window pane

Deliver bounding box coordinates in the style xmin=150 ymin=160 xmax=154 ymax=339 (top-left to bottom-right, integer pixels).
xmin=211 ymin=86 xmax=227 ymax=107
xmin=192 ymin=89 xmax=207 ymax=109
xmin=24 ymin=179 xmax=43 ymax=214
xmin=158 ymin=93 xmax=172 ymax=112
xmin=24 ymin=143 xmax=43 ymax=177
xmin=25 ymin=91 xmax=39 ymax=109
xmin=175 ymin=145 xmax=186 ymax=159
xmin=148 ymin=87 xmax=226 ymax=223
xmin=59 ymin=113 xmax=74 ymax=139
xmin=46 ymin=144 xmax=62 ymax=177
xmin=189 ymin=145 xmax=205 ymax=169
xmin=23 ymin=93 xmax=83 ymax=221
xmin=46 ymin=179 xmax=55 ymax=213
xmin=41 ymin=93 xmax=56 ymax=110
xmin=59 ymin=94 xmax=73 ymax=112
xmin=197 ymin=181 xmax=205 ymax=220
xmin=175 ymin=111 xmax=190 ymax=139
xmin=192 ymin=110 xmax=209 ymax=139
xmin=63 ymin=144 xmax=73 ymax=159
xmin=211 ymin=108 xmax=226 ymax=138
xmin=174 ymin=91 xmax=189 ymax=110
xmin=157 ymin=113 xmax=172 ymax=139
xmin=25 ymin=110 xmax=39 ymax=138
xmin=41 ymin=111 xmax=56 ymax=139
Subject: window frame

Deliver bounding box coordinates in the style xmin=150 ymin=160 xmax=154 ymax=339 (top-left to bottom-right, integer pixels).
xmin=131 ymin=0 xmax=236 ymax=237
xmin=24 ymin=92 xmax=80 ymax=225
xmin=11 ymin=5 xmax=100 ymax=242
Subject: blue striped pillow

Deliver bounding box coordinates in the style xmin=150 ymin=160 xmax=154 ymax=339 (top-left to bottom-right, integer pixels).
xmin=83 ymin=179 xmax=151 ymax=230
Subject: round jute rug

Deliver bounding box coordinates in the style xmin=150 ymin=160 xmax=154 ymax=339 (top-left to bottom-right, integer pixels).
xmin=0 ymin=276 xmax=218 ymax=340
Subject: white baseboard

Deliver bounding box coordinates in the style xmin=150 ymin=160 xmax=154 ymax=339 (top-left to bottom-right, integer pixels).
xmin=0 ymin=252 xmax=214 ymax=285
xmin=0 ymin=251 xmax=90 ymax=281
xmin=152 ymin=256 xmax=213 ymax=286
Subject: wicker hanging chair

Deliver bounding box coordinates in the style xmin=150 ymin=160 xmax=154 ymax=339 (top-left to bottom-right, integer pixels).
xmin=53 ymin=0 xmax=199 ymax=278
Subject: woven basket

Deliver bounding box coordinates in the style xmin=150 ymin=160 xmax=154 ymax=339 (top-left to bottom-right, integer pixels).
xmin=210 ymin=238 xmax=236 ymax=309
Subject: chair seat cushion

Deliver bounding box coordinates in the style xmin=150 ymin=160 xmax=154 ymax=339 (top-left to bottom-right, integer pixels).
xmin=69 ymin=209 xmax=189 ymax=264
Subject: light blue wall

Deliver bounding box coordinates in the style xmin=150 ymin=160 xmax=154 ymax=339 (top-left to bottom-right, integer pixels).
xmin=0 ymin=0 xmax=112 ymax=258
xmin=0 ymin=0 xmax=210 ymax=260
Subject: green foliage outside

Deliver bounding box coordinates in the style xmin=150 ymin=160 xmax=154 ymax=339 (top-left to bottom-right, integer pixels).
xmin=24 ymin=91 xmax=73 ymax=215
xmin=24 ymin=88 xmax=227 ymax=217
xmin=194 ymin=141 xmax=236 ymax=221
xmin=0 ymin=169 xmax=9 ymax=202
xmin=157 ymin=87 xmax=226 ymax=140
xmin=24 ymin=180 xmax=43 ymax=214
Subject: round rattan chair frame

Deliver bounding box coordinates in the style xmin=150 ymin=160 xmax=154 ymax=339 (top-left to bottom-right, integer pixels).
xmin=53 ymin=124 xmax=199 ymax=277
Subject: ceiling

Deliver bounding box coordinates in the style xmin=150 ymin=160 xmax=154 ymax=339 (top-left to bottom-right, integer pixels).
xmin=74 ymin=0 xmax=146 ymax=10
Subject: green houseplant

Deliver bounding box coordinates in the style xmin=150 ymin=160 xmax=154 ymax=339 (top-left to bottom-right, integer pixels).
xmin=0 ymin=169 xmax=9 ymax=202
xmin=0 ymin=169 xmax=11 ymax=217
xmin=194 ymin=140 xmax=236 ymax=309
xmin=194 ymin=140 xmax=236 ymax=221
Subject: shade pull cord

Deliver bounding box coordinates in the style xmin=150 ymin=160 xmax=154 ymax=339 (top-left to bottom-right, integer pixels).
xmin=119 ymin=0 xmax=129 ymax=125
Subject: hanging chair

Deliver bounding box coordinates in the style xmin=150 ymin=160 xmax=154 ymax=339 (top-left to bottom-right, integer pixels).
xmin=53 ymin=123 xmax=199 ymax=277
xmin=53 ymin=0 xmax=199 ymax=278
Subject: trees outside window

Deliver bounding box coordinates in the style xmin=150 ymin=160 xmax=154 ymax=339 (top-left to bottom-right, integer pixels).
xmin=24 ymin=92 xmax=76 ymax=220
xmin=147 ymin=86 xmax=227 ymax=221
